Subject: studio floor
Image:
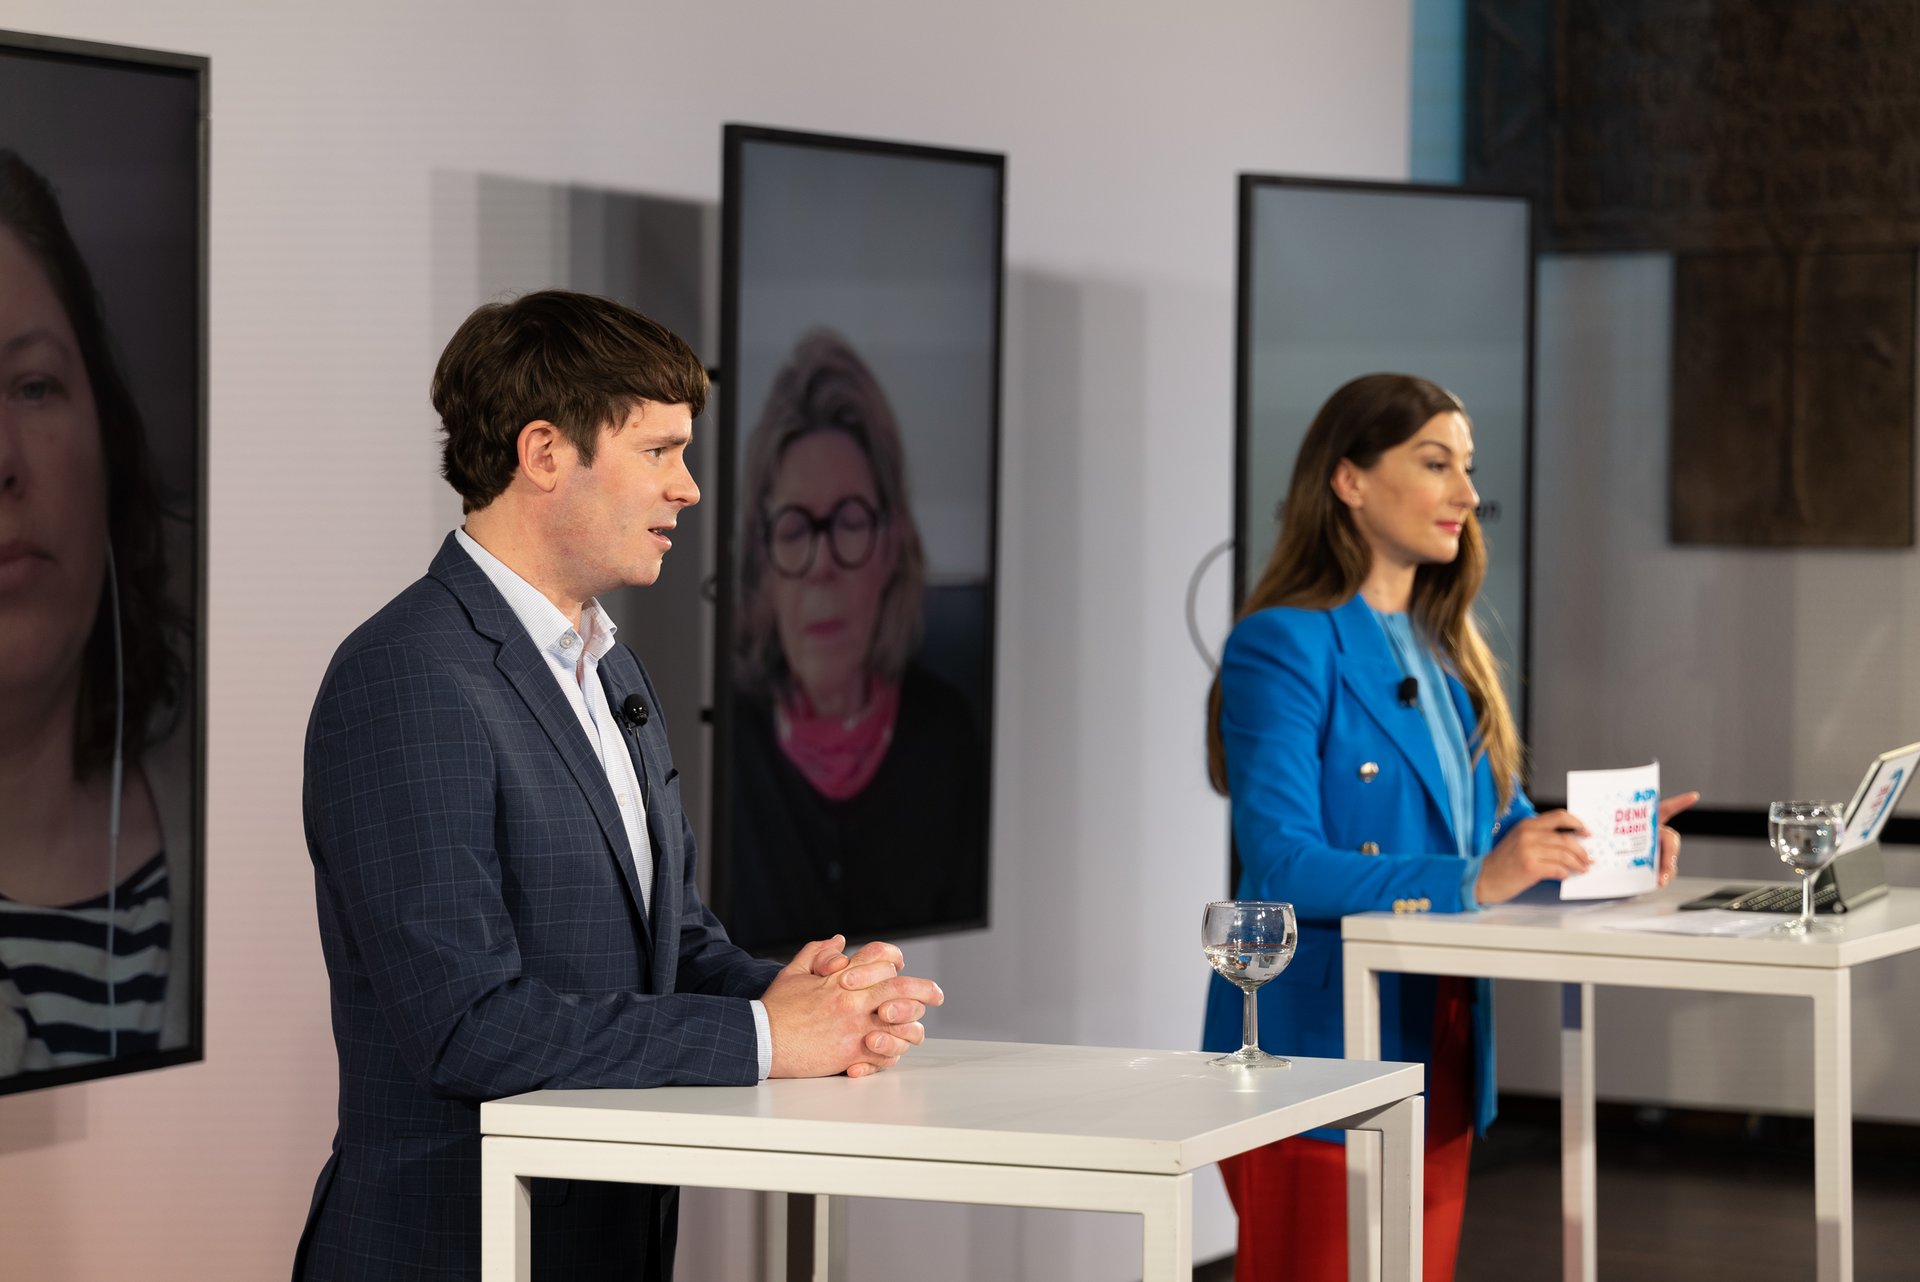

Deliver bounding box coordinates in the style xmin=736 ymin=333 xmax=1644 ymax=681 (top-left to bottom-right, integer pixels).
xmin=1203 ymin=1097 xmax=1920 ymax=1281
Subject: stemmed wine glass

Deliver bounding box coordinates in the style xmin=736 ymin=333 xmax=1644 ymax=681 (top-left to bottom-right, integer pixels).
xmin=1768 ymin=801 xmax=1845 ymax=936
xmin=1202 ymin=900 xmax=1297 ymax=1068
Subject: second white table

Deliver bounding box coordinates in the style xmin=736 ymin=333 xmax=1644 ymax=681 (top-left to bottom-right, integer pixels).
xmin=1341 ymin=879 xmax=1920 ymax=1282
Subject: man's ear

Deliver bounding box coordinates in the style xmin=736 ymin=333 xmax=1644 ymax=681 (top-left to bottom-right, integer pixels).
xmin=1330 ymin=458 xmax=1365 ymax=510
xmin=517 ymin=420 xmax=567 ymax=494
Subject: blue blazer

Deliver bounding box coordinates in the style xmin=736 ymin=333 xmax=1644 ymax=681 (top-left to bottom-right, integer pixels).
xmin=294 ymin=534 xmax=781 ymax=1282
xmin=1201 ymin=595 xmax=1532 ymax=1139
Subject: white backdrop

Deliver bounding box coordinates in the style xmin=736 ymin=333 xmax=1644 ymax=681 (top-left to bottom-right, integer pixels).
xmin=0 ymin=3 xmax=1413 ymax=1279
xmin=1498 ymin=253 xmax=1920 ymax=1124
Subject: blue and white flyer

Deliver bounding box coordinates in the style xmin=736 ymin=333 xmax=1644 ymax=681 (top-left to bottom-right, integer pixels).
xmin=1560 ymin=761 xmax=1661 ymax=900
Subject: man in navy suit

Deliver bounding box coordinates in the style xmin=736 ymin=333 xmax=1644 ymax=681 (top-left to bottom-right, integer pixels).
xmin=295 ymin=291 xmax=944 ymax=1281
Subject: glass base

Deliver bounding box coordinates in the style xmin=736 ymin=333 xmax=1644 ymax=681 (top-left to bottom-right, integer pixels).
xmin=1210 ymin=1046 xmax=1292 ymax=1069
xmin=1772 ymin=916 xmax=1841 ymax=936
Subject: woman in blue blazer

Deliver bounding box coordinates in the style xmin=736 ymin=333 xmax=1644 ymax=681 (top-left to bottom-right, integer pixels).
xmin=1202 ymin=374 xmax=1690 ymax=1282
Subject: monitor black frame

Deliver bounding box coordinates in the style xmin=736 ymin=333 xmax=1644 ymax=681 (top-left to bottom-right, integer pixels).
xmin=712 ymin=123 xmax=1005 ymax=952
xmin=0 ymin=28 xmax=209 ymax=1097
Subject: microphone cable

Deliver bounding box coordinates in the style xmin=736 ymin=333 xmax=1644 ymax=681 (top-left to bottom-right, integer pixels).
xmin=104 ymin=542 xmax=125 ymax=1062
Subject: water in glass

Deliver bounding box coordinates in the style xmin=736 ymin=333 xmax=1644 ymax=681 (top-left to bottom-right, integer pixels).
xmin=1202 ymin=900 xmax=1296 ymax=1068
xmin=1767 ymin=801 xmax=1845 ymax=935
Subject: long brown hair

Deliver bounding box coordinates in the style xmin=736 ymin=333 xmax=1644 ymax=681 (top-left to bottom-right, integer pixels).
xmin=1206 ymin=373 xmax=1520 ymax=810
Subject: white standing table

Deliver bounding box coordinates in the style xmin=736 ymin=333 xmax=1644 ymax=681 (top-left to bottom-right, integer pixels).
xmin=1341 ymin=879 xmax=1920 ymax=1282
xmin=481 ymin=1037 xmax=1426 ymax=1282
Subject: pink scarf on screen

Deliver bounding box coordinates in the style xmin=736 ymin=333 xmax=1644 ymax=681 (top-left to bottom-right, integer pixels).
xmin=774 ymin=678 xmax=901 ymax=801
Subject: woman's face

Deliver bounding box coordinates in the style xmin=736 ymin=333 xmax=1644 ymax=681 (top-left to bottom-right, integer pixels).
xmin=0 ymin=225 xmax=107 ymax=710
xmin=764 ymin=428 xmax=895 ymax=709
xmin=1335 ymin=410 xmax=1478 ymax=571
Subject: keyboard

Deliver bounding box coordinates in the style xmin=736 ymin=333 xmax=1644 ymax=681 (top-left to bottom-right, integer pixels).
xmin=1717 ymin=881 xmax=1841 ymax=914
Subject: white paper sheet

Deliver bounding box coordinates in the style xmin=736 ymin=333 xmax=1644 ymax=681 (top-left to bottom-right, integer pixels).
xmin=1594 ymin=908 xmax=1780 ymax=938
xmin=1559 ymin=762 xmax=1661 ymax=900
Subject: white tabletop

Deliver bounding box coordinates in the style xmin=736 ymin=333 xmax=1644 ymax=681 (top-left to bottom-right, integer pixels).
xmin=482 ymin=1038 xmax=1424 ymax=1176
xmin=1343 ymin=878 xmax=1920 ymax=970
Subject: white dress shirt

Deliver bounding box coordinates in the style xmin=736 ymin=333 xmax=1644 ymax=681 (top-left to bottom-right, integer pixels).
xmin=454 ymin=528 xmax=772 ymax=1076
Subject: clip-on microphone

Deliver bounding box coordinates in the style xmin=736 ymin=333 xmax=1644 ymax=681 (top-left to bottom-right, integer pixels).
xmin=1396 ymin=676 xmax=1419 ymax=707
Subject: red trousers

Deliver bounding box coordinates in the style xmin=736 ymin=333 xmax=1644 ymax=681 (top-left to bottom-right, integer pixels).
xmin=1217 ymin=977 xmax=1475 ymax=1282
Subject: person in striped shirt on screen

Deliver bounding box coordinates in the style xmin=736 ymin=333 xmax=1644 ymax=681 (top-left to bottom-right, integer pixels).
xmin=0 ymin=854 xmax=170 ymax=1071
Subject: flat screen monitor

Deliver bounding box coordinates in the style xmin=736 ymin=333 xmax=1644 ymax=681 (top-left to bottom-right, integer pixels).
xmin=0 ymin=31 xmax=207 ymax=1095
xmin=714 ymin=124 xmax=1002 ymax=955
xmin=1236 ymin=175 xmax=1534 ymax=734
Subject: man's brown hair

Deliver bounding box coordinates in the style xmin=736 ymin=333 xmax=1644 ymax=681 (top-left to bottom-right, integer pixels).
xmin=433 ymin=289 xmax=709 ymax=513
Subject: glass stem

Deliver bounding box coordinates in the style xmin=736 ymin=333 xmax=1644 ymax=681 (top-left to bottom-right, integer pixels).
xmin=1241 ymin=987 xmax=1260 ymax=1055
xmin=1801 ymin=872 xmax=1816 ymax=929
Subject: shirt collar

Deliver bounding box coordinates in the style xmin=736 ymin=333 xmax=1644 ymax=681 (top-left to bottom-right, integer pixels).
xmin=453 ymin=526 xmax=618 ymax=665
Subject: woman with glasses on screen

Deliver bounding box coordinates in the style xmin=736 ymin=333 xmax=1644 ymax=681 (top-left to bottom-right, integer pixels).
xmin=1204 ymin=373 xmax=1692 ymax=1282
xmin=729 ymin=331 xmax=986 ymax=952
xmin=0 ymin=150 xmax=191 ymax=1078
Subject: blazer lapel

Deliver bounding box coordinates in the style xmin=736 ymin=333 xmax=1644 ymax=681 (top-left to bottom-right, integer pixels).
xmin=1329 ymin=595 xmax=1455 ymax=841
xmin=600 ymin=646 xmax=675 ymax=983
xmin=430 ymin=535 xmax=654 ymax=932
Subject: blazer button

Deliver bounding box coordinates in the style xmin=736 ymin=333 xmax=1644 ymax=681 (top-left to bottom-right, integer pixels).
xmin=1358 ymin=762 xmax=1380 ymax=783
xmin=1392 ymin=898 xmax=1406 ymax=913
xmin=1417 ymin=897 xmax=1431 ymax=912
xmin=1360 ymin=842 xmax=1381 ymax=855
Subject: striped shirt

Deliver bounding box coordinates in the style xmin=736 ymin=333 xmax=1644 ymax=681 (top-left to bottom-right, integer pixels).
xmin=0 ymin=850 xmax=171 ymax=1076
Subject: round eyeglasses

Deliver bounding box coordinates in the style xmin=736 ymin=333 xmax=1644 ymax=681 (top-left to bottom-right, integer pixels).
xmin=765 ymin=496 xmax=885 ymax=578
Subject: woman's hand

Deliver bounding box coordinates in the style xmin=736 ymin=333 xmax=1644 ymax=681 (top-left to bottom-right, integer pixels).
xmin=1475 ymin=810 xmax=1593 ymax=906
xmin=1655 ymin=791 xmax=1701 ymax=887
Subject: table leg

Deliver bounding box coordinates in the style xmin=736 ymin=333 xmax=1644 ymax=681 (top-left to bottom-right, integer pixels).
xmin=1371 ymin=1095 xmax=1424 ymax=1282
xmin=1561 ymin=982 xmax=1596 ymax=1282
xmin=815 ymin=1195 xmax=846 ymax=1281
xmin=778 ymin=1193 xmax=848 ymax=1282
xmin=1138 ymin=1172 xmax=1194 ymax=1282
xmin=1813 ymin=969 xmax=1854 ymax=1282
xmin=761 ymin=1191 xmax=787 ymax=1282
xmin=479 ymin=1137 xmax=532 ymax=1282
xmin=1343 ymin=953 xmax=1385 ymax=1282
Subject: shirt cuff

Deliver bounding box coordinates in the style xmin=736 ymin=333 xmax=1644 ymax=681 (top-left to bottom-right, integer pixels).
xmin=1459 ymin=856 xmax=1484 ymax=912
xmin=751 ymin=999 xmax=773 ymax=1080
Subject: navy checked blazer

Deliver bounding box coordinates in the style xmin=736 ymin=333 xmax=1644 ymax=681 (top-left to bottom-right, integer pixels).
xmin=294 ymin=534 xmax=781 ymax=1282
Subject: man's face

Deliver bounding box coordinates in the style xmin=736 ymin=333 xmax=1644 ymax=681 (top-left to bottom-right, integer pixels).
xmin=552 ymin=400 xmax=699 ymax=596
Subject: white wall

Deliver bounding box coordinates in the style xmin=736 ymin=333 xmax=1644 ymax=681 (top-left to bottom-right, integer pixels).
xmin=1528 ymin=254 xmax=1920 ymax=818
xmin=1505 ymin=252 xmax=1920 ymax=1123
xmin=0 ymin=3 xmax=1414 ymax=1279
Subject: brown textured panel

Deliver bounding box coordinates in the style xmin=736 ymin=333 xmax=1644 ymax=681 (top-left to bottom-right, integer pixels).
xmin=1671 ymin=249 xmax=1915 ymax=546
xmin=1470 ymin=0 xmax=1920 ymax=253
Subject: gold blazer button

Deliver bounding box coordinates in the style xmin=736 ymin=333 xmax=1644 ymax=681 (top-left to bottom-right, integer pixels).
xmin=1360 ymin=842 xmax=1381 ymax=855
xmin=1358 ymin=762 xmax=1380 ymax=782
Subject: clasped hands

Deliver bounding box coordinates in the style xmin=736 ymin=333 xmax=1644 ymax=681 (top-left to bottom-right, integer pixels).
xmin=1475 ymin=791 xmax=1701 ymax=906
xmin=761 ymin=934 xmax=944 ymax=1080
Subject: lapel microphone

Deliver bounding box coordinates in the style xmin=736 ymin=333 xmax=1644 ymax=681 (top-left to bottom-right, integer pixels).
xmin=620 ymin=693 xmax=650 ymax=728
xmin=1396 ymin=676 xmax=1419 ymax=707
